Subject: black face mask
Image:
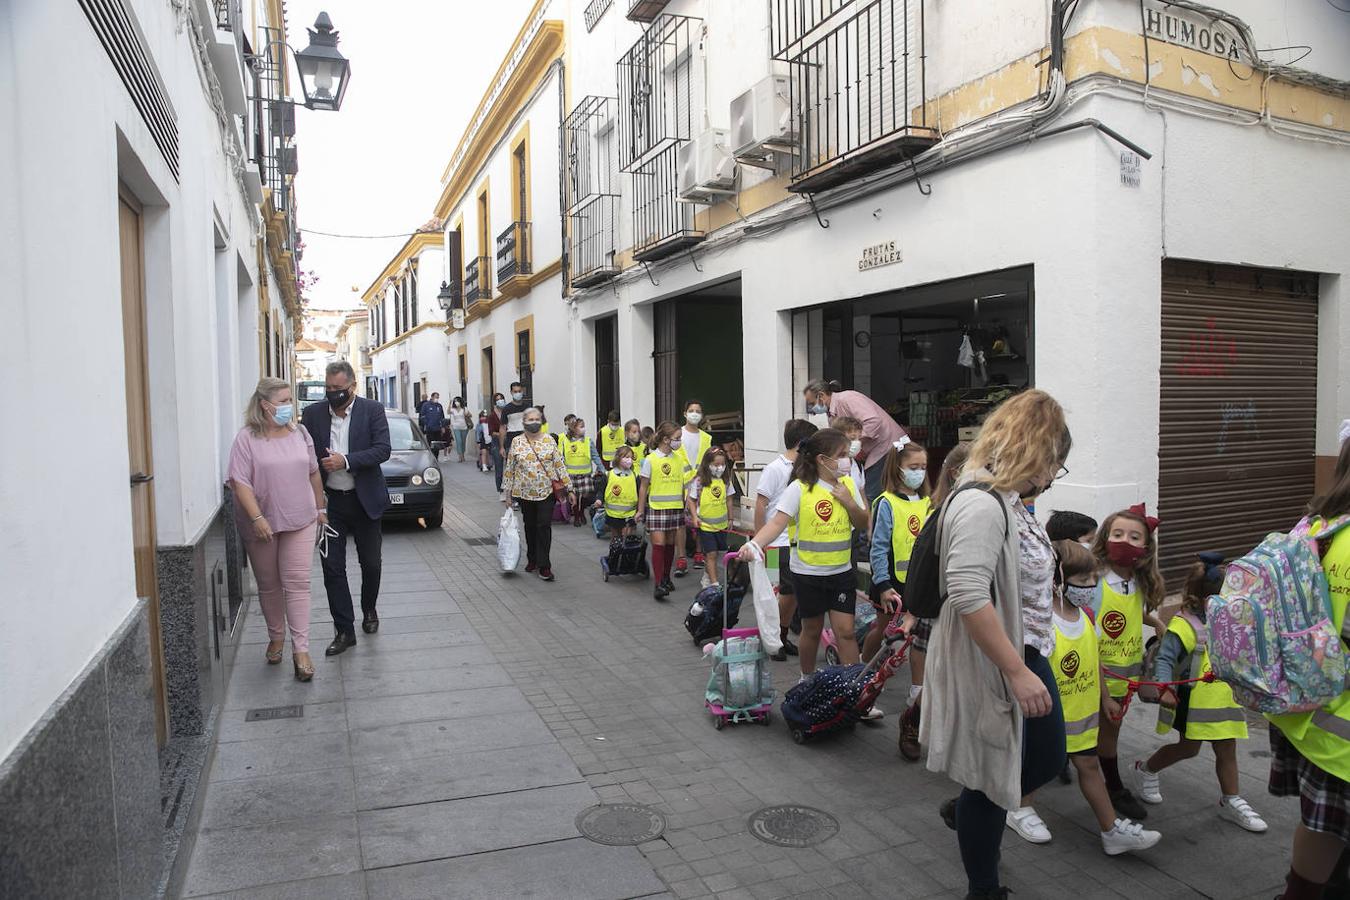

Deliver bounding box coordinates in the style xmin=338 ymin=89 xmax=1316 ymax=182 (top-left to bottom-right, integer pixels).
xmin=326 ymin=388 xmax=351 ymax=410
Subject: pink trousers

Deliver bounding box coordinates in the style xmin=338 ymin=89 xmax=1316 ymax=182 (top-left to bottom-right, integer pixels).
xmin=244 ymin=521 xmax=316 ymax=653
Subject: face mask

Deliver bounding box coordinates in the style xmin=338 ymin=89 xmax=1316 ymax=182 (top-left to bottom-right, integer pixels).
xmin=1106 ymin=540 xmax=1147 ymax=569
xmin=451 ymin=401 xmax=459 ymax=408
xmin=665 ymin=440 xmax=678 ymax=453
xmin=1064 ymin=583 xmax=1098 ymax=608
xmin=495 ymin=398 xmax=507 ymax=408
xmin=574 ymin=430 xmax=585 ymax=439
xmin=618 ymin=458 xmax=633 ymax=470
xmin=901 ymin=468 xmax=925 ymax=490
xmin=627 ymin=436 xmax=639 ymax=445
xmin=710 ymin=464 xmax=725 ymax=477
xmin=511 ymin=392 xmax=524 ymax=402
xmin=848 ymin=439 xmax=861 ymax=458
xmin=686 ymin=411 xmax=702 ymax=425
xmin=270 ymin=402 xmax=294 ymax=426
xmin=523 ymin=421 xmax=542 ymax=434
xmin=808 ymin=403 xmax=828 ymax=415
xmin=326 ymin=388 xmax=351 ymax=410
xmin=834 ymin=457 xmax=852 ymax=476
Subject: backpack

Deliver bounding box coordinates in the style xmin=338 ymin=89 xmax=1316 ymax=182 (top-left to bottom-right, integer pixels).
xmin=684 ymin=571 xmax=748 ymax=644
xmin=1206 ymin=516 xmax=1350 ymax=715
xmin=902 ymin=482 xmax=1010 ymax=620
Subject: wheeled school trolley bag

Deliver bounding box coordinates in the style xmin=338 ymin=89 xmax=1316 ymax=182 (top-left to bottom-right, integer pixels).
xmin=600 ymin=534 xmax=649 ymax=581
xmin=705 ymin=554 xmax=773 ymax=729
xmin=781 ymin=629 xmax=914 ymax=744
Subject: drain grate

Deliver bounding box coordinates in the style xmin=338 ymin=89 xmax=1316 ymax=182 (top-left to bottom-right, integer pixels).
xmin=462 ymin=537 xmax=496 ymax=546
xmin=576 ymin=803 xmax=666 ymax=846
xmin=245 ymin=705 xmax=304 ymax=722
xmin=747 ymin=805 xmax=839 ymax=848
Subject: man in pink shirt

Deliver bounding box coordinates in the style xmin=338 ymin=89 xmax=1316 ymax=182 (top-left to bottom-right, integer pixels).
xmin=803 ymin=378 xmax=908 ymax=501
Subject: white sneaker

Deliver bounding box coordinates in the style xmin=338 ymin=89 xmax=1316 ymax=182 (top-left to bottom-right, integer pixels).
xmin=1101 ymin=818 xmax=1162 ymax=855
xmin=1219 ymin=795 xmax=1268 ymax=833
xmin=1132 ymin=759 xmax=1163 ymax=804
xmin=1005 ymin=806 xmax=1052 ymax=844
xmin=859 ymin=706 xmax=885 ymax=722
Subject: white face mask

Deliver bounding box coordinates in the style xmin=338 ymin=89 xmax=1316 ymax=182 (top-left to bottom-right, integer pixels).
xmin=685 ymin=410 xmax=702 ymax=425
xmin=848 ymin=439 xmax=861 ymax=458
xmin=901 ymin=468 xmax=926 ymax=490
xmin=1064 ymin=583 xmax=1098 ymax=608
xmin=834 ymin=457 xmax=852 ymax=476
xmin=710 ymin=464 xmax=725 ymax=477
xmin=618 ymin=458 xmax=633 ymax=470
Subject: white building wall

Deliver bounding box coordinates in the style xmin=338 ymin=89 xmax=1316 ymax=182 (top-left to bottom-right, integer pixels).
xmin=0 ymin=0 xmax=267 ymax=757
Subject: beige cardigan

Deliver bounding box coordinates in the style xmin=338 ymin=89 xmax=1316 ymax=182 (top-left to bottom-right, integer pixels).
xmin=919 ymin=472 xmax=1025 ymax=811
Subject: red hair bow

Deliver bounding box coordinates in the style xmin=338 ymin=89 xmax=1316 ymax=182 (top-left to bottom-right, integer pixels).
xmin=1129 ymin=503 xmax=1160 ymax=533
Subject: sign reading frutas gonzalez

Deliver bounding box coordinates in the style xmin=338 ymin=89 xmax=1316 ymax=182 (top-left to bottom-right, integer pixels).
xmin=858 ymin=240 xmax=901 ymax=272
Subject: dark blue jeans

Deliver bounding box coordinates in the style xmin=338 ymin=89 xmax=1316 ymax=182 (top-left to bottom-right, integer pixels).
xmin=956 ymin=646 xmax=1066 ymax=894
xmin=490 ymin=440 xmax=504 ymax=492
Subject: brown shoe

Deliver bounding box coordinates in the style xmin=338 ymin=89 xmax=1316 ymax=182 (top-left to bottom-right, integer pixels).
xmin=898 ymin=704 xmax=921 ymax=761
xmin=293 ymin=653 xmax=315 ymax=682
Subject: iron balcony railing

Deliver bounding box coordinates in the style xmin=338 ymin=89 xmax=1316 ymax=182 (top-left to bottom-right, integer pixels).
xmin=617 ymin=14 xmax=701 ymax=173
xmin=465 ymin=256 xmax=491 ymax=305
xmin=585 ymin=0 xmax=614 ymax=31
xmin=569 ymin=195 xmax=619 ymax=288
xmin=496 ymin=222 xmax=532 ymax=283
xmin=772 ymin=0 xmax=937 ymax=193
xmin=632 ymin=143 xmax=704 ymax=262
xmin=564 ymin=96 xmax=618 ymax=214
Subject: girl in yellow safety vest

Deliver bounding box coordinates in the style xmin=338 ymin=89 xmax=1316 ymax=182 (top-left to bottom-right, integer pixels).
xmin=673 ymin=399 xmax=713 ymax=579
xmin=599 ymin=410 xmax=625 ymax=469
xmin=1047 ymin=540 xmax=1163 ymax=855
xmin=1268 ymin=438 xmax=1350 ymax=900
xmin=623 ymin=419 xmax=648 ymax=465
xmin=1129 ymin=552 xmax=1267 ymax=832
xmin=559 ymin=417 xmax=604 ymax=527
xmin=737 ymin=428 xmax=869 ymax=677
xmin=598 ymin=445 xmax=640 ymax=540
xmin=637 ymin=421 xmax=691 ymax=601
xmin=863 ymin=439 xmax=931 ymax=732
xmin=686 ymin=447 xmax=737 ymax=588
xmin=1083 ymin=506 xmax=1166 ymax=823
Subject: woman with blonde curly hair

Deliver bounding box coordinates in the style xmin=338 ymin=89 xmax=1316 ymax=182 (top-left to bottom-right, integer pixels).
xmin=920 ymin=390 xmax=1101 ymax=897
xmin=228 ymin=377 xmax=327 ymax=681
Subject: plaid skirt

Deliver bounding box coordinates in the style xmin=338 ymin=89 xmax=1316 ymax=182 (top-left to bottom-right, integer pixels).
xmin=1269 ymin=725 xmax=1350 ymax=842
xmin=645 ymin=506 xmax=684 ymax=532
xmin=569 ymin=473 xmax=595 ymax=498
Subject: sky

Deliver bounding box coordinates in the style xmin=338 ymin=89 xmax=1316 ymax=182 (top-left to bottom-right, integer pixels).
xmin=286 ymin=0 xmax=538 ymax=311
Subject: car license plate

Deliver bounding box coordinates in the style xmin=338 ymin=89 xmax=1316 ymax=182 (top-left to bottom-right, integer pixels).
xmin=390 ymin=493 xmax=404 ymax=504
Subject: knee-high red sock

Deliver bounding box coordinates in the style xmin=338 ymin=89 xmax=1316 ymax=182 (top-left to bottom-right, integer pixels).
xmin=1281 ymin=868 xmax=1327 ymax=900
xmin=652 ymin=545 xmax=669 ymax=583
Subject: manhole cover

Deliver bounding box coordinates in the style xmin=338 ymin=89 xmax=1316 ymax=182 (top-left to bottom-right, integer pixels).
xmin=747 ymin=805 xmax=839 ymax=848
xmin=576 ymin=803 xmax=666 ymax=846
xmin=245 ymin=705 xmax=303 ymax=722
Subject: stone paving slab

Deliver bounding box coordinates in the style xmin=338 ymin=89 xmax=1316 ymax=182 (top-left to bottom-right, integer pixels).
xmin=346 ymin=709 xmax=555 ymax=765
xmin=180 ymin=815 xmax=361 ymax=897
xmin=352 ymin=742 xmax=583 ymax=810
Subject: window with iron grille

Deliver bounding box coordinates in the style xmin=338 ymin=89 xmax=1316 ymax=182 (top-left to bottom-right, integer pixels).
xmin=616 ymin=14 xmax=701 ymax=174
xmin=393 ymin=283 xmax=402 ymax=335
xmin=517 ymin=330 xmax=533 ymax=401
xmin=770 ymin=0 xmax=935 ymax=192
xmin=410 ymin=261 xmax=419 ymax=328
xmin=563 ymin=96 xmax=620 ymax=288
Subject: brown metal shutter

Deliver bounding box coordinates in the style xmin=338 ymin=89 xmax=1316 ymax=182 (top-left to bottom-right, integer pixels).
xmin=1158 ymin=260 xmax=1319 ymax=588
xmin=653 ymin=299 xmax=678 ymax=424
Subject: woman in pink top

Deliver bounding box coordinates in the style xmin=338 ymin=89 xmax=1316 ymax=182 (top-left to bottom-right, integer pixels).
xmin=803 ymin=378 xmax=908 ymax=502
xmin=228 ymin=377 xmax=327 ymax=681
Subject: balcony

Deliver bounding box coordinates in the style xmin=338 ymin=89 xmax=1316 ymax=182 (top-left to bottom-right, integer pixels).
xmin=617 ymin=14 xmax=701 ymax=173
xmin=626 ymin=0 xmax=671 ymax=23
xmin=584 ymin=0 xmax=613 ymax=31
xmin=632 ymin=144 xmax=704 ymax=262
xmin=464 ymin=256 xmax=492 ymax=306
xmin=569 ymin=195 xmax=620 ymax=289
xmin=772 ymin=0 xmax=939 ymax=193
xmin=495 ymin=221 xmax=532 ymax=298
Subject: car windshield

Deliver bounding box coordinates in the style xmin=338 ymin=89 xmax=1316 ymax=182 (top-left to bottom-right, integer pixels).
xmin=387 ymin=417 xmax=426 ymax=452
xmin=298 ymin=382 xmax=326 ymax=401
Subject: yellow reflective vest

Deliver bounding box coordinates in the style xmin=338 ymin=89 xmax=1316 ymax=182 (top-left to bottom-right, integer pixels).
xmin=796 ymin=476 xmax=857 ymax=568
xmin=599 ymin=425 xmax=624 ymax=464
xmin=877 ymin=492 xmax=932 ymax=584
xmin=561 ymin=436 xmax=594 ymax=476
xmin=1268 ymin=520 xmax=1350 ymax=781
xmin=604 ymin=471 xmax=638 ymax=520
xmin=1052 ymin=612 xmax=1101 ymax=753
xmin=694 ymin=478 xmax=731 ymax=533
xmin=1156 ymin=612 xmax=1247 ymax=741
xmin=1097 ymin=580 xmax=1145 ymax=700
xmin=646 ymin=451 xmax=688 ymax=510
xmin=675 ymin=429 xmax=712 ymax=470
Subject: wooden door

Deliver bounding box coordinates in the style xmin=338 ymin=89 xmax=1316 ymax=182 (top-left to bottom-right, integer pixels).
xmin=119 ymin=195 xmax=169 ymax=747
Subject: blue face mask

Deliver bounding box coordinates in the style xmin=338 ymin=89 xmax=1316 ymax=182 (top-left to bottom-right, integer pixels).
xmin=901 ymin=468 xmax=926 ymax=490
xmin=495 ymin=398 xmax=507 ymax=409
xmin=807 ymin=403 xmax=828 ymax=415
xmin=271 ymin=402 xmax=294 ymax=426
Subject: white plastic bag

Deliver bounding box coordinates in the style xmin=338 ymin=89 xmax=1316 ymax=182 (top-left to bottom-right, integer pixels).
xmin=497 ymin=508 xmax=521 ymax=572
xmin=743 ymin=542 xmax=782 ymax=655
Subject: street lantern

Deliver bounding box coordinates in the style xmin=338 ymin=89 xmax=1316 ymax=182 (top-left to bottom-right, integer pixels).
xmin=438 ymin=281 xmax=465 ymax=330
xmin=294 ymin=12 xmax=350 ymax=112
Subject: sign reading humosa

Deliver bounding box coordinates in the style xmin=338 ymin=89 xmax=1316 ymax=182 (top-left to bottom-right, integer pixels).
xmin=1143 ymin=3 xmax=1251 ymax=63
xmin=859 ymin=240 xmax=901 ymax=272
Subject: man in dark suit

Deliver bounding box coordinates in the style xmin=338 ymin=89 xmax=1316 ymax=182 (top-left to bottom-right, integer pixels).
xmin=301 ymin=360 xmax=392 ymax=656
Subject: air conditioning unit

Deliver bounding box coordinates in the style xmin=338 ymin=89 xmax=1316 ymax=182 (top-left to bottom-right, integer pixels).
xmin=676 ymin=129 xmax=736 ymax=204
xmin=730 ymin=75 xmax=795 ymax=168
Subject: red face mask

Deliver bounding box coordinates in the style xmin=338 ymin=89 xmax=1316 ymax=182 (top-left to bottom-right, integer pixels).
xmin=1106 ymin=540 xmax=1147 ymax=569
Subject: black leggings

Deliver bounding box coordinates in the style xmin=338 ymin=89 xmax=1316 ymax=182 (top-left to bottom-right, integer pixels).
xmin=956 ymin=646 xmax=1067 ymax=894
